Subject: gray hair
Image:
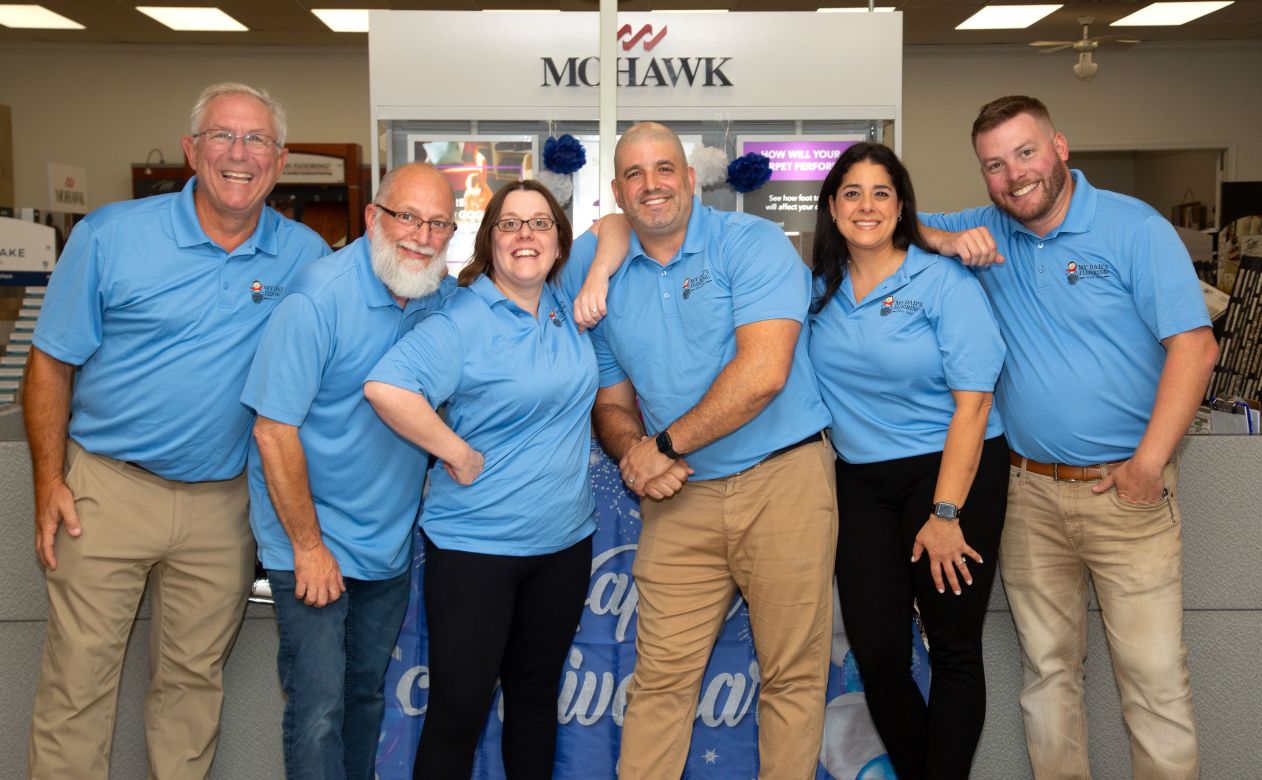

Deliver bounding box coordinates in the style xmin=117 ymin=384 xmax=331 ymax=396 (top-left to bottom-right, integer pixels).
xmin=189 ymin=82 xmax=288 ymax=145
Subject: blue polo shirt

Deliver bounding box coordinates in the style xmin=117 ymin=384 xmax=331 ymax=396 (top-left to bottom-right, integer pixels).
xmin=367 ymin=275 xmax=597 ymax=556
xmin=922 ymin=170 xmax=1211 ymax=465
xmin=808 ymin=246 xmax=1005 ymax=464
xmin=32 ymin=177 xmax=329 ymax=482
xmin=563 ymin=198 xmax=830 ymax=481
xmin=241 ymin=237 xmax=455 ymax=580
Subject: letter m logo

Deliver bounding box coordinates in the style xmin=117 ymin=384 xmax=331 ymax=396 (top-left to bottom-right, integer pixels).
xmin=618 ymin=23 xmax=668 ymax=52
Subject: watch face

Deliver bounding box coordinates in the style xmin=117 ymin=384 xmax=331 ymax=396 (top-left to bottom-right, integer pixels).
xmin=933 ymin=502 xmax=959 ymax=520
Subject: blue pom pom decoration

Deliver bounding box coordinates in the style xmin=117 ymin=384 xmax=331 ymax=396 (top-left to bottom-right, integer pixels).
xmin=543 ymin=134 xmax=587 ymax=175
xmin=726 ymin=152 xmax=773 ymax=193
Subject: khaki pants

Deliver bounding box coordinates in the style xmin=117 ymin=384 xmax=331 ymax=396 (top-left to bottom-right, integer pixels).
xmin=618 ymin=440 xmax=838 ymax=780
xmin=28 ymin=441 xmax=254 ymax=780
xmin=1001 ymin=459 xmax=1198 ymax=780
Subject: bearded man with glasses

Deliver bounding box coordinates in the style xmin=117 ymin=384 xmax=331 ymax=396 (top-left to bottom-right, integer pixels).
xmin=242 ymin=162 xmax=457 ymax=780
xmin=25 ymin=82 xmax=329 ymax=779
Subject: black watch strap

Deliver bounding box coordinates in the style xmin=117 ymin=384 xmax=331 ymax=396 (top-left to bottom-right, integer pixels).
xmin=656 ymin=429 xmax=682 ymax=460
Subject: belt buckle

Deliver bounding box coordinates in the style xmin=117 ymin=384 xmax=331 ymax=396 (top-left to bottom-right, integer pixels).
xmin=1052 ymin=462 xmax=1060 ymax=481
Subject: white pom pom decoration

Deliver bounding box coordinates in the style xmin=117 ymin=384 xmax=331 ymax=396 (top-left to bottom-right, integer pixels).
xmin=535 ymin=169 xmax=574 ymax=206
xmin=689 ymin=144 xmax=730 ymax=189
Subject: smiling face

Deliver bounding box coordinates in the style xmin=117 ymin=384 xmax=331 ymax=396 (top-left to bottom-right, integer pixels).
xmin=829 ymin=159 xmax=902 ymax=255
xmin=181 ymin=93 xmax=287 ymax=225
xmin=491 ymin=189 xmax=560 ymax=294
xmin=366 ymin=164 xmax=455 ymax=300
xmin=974 ymin=111 xmax=1072 ymax=235
xmin=611 ymin=128 xmax=696 ymax=244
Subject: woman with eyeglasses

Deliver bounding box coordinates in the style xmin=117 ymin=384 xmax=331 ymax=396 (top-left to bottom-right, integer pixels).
xmin=364 ymin=179 xmax=597 ymax=779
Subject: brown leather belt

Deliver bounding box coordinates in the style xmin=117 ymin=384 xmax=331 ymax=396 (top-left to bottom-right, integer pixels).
xmin=1009 ymin=451 xmax=1124 ymax=482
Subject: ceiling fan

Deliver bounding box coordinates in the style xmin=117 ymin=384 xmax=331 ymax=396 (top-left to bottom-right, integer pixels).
xmin=1029 ymin=15 xmax=1140 ymax=81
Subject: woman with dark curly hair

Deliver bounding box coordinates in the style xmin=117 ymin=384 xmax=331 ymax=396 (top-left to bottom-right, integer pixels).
xmin=809 ymin=143 xmax=1009 ymax=779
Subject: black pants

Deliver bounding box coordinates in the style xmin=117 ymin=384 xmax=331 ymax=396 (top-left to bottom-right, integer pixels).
xmin=835 ymin=436 xmax=1009 ymax=780
xmin=413 ymin=533 xmax=593 ymax=780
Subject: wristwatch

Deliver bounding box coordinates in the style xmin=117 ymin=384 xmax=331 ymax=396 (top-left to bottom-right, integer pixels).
xmin=931 ymin=501 xmax=961 ymax=521
xmin=656 ymin=429 xmax=682 ymax=460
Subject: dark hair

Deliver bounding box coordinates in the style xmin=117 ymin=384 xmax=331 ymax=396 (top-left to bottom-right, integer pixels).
xmin=458 ymin=179 xmax=573 ymax=288
xmin=971 ymin=95 xmax=1053 ymax=145
xmin=810 ymin=142 xmax=925 ymax=312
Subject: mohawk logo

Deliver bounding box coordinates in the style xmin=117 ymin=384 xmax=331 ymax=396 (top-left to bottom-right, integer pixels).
xmin=541 ymin=24 xmax=733 ymax=89
xmin=619 ymin=23 xmax=668 ymax=52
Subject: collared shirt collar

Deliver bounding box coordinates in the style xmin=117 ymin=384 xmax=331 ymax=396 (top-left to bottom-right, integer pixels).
xmin=351 ymin=235 xmax=397 ymax=309
xmin=625 ymin=195 xmax=708 ymax=268
xmin=171 ymin=175 xmax=281 ymax=256
xmin=1009 ymin=168 xmax=1097 ymax=240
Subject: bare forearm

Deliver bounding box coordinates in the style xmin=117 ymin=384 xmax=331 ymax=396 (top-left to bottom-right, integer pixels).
xmin=364 ymin=382 xmax=471 ymax=465
xmin=253 ymin=419 xmax=324 ymax=551
xmin=592 ymin=403 xmax=646 ymax=461
xmin=667 ymin=320 xmax=798 ymax=454
xmin=933 ymin=392 xmax=993 ymax=507
xmin=22 ymin=348 xmax=75 ymax=490
xmin=1132 ymin=327 xmax=1218 ymax=469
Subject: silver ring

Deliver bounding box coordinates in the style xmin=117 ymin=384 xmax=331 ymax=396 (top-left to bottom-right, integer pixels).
xmin=959 ymin=556 xmax=967 ymax=565
xmin=590 ymin=306 xmax=598 ymax=314
xmin=627 ymin=477 xmax=636 ymax=485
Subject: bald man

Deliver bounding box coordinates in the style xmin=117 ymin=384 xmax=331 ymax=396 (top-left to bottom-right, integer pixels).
xmin=241 ymin=163 xmax=457 ymax=779
xmin=564 ymin=122 xmax=838 ymax=778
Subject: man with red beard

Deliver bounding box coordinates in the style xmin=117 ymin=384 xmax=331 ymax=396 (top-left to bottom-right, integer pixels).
xmin=241 ymin=162 xmax=456 ymax=779
xmin=922 ymin=95 xmax=1217 ymax=779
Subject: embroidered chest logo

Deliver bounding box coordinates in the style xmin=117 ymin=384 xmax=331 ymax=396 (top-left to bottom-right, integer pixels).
xmin=250 ymin=280 xmax=284 ymax=304
xmin=681 ymin=268 xmax=713 ymax=300
xmin=879 ymin=296 xmax=923 ymax=317
xmin=548 ymin=301 xmax=568 ymax=328
xmin=1065 ymin=261 xmax=1109 ymax=286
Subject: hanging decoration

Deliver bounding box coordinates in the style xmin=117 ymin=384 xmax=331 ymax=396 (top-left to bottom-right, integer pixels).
xmin=542 ymin=133 xmax=587 ymax=175
xmin=689 ymin=145 xmax=729 ymax=189
xmin=536 ymin=169 xmax=574 ymax=206
xmin=726 ymin=152 xmax=773 ymax=194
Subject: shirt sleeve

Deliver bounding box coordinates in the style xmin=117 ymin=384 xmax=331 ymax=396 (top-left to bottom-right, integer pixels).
xmin=931 ymin=272 xmax=1006 ymax=393
xmin=724 ymin=219 xmax=810 ymax=327
xmin=368 ymin=309 xmax=465 ymax=406
xmin=31 ymin=219 xmax=105 ymax=366
xmin=587 ymin=319 xmax=628 ymax=389
xmin=918 ymin=206 xmax=994 ymax=235
xmin=240 ymin=293 xmax=329 ymax=427
xmin=1128 ymin=215 xmax=1213 ymax=341
xmin=556 ymin=231 xmax=599 ymax=304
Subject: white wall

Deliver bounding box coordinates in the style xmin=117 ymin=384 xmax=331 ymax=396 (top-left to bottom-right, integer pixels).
xmin=0 ymin=43 xmax=372 ymax=211
xmin=1 ymin=40 xmax=1260 ymax=215
xmin=903 ymin=42 xmax=1262 ymax=213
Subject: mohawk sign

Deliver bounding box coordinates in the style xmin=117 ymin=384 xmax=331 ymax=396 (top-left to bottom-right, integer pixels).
xmin=542 ymin=23 xmax=734 ymax=88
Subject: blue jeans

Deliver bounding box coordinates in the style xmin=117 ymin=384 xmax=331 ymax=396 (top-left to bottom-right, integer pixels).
xmin=270 ymin=568 xmax=411 ymax=780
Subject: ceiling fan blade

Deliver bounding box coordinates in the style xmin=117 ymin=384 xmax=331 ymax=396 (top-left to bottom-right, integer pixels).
xmin=1029 ymin=40 xmax=1074 ymax=47
xmin=1088 ymin=34 xmax=1142 ymax=43
xmin=1031 ymin=43 xmax=1075 ymax=54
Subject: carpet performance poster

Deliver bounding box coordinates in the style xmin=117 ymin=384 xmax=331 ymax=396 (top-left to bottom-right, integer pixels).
xmin=737 ymin=138 xmax=862 ymax=242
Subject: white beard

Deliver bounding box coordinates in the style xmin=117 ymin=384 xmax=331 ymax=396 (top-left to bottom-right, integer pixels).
xmin=369 ymin=222 xmax=449 ymax=301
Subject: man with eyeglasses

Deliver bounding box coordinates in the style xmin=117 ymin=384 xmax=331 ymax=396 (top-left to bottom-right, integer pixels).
xmin=25 ymin=82 xmax=329 ymax=779
xmin=241 ymin=162 xmax=456 ymax=779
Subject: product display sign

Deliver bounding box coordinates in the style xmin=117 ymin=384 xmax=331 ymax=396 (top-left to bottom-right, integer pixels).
xmin=406 ymin=136 xmax=536 ymax=273
xmin=737 ymin=138 xmax=862 ymax=234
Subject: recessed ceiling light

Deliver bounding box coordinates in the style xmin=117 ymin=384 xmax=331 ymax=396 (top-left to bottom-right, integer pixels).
xmin=817 ymin=6 xmax=896 ymax=11
xmin=135 ymin=6 xmax=247 ymax=32
xmin=312 ymin=9 xmax=369 ymax=33
xmin=956 ymin=4 xmax=1062 ymax=30
xmin=0 ymin=4 xmax=84 ymax=29
xmin=1111 ymin=1 xmax=1233 ymax=26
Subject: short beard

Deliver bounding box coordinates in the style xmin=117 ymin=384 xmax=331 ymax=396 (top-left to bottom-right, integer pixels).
xmin=993 ymin=161 xmax=1069 ymax=226
xmin=369 ymin=222 xmax=448 ymax=301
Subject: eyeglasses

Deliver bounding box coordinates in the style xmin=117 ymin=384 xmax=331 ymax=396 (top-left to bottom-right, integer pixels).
xmin=373 ymin=204 xmax=458 ymax=235
xmin=192 ymin=129 xmax=281 ymax=154
xmin=493 ymin=217 xmax=557 ymax=233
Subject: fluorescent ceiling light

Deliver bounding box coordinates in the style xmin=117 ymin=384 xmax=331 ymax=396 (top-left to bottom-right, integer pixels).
xmin=135 ymin=6 xmax=247 ymax=31
xmin=817 ymin=6 xmax=896 ymax=11
xmin=956 ymin=4 xmax=1061 ymax=30
xmin=312 ymin=9 xmax=369 ymax=32
xmin=0 ymin=4 xmax=84 ymax=29
xmin=1111 ymin=1 xmax=1232 ymax=26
